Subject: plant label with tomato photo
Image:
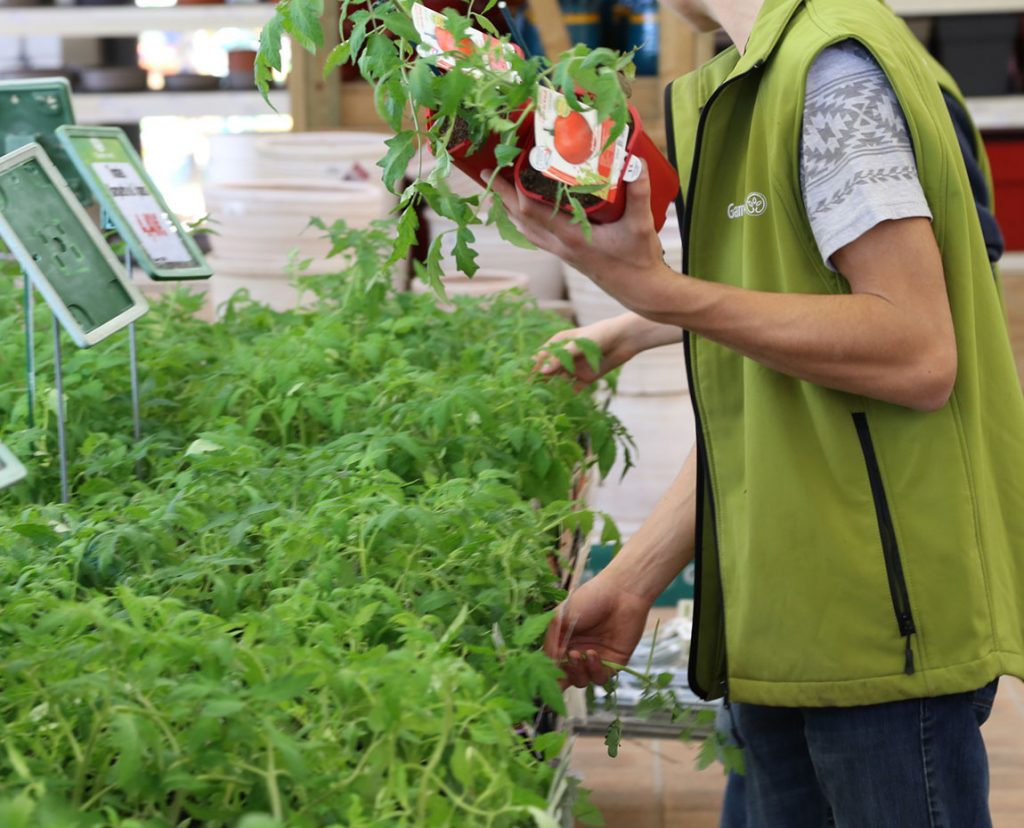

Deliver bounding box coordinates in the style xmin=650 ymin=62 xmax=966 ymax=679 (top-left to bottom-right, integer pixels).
xmin=529 ymin=85 xmax=630 ymax=200
xmin=412 ymin=3 xmax=522 ymax=75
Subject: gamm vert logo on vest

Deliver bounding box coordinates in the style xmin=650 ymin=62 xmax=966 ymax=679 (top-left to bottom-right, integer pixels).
xmin=728 ymin=192 xmax=768 ymax=220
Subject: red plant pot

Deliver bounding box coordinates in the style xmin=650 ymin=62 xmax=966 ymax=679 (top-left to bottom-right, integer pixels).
xmin=985 ymin=137 xmax=1024 ymax=251
xmin=513 ymin=103 xmax=678 ymax=232
xmin=426 ymin=106 xmax=535 ymax=187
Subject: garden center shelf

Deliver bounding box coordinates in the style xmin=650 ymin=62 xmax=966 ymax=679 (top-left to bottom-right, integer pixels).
xmin=968 ymin=96 xmax=1024 ymax=131
xmin=73 ymin=89 xmax=289 ymax=124
xmin=0 ymin=4 xmax=275 ymax=37
xmin=1003 ymin=252 xmax=1024 ymax=272
xmin=890 ymin=0 xmax=1024 ymax=14
xmin=0 ymin=4 xmax=286 ymax=127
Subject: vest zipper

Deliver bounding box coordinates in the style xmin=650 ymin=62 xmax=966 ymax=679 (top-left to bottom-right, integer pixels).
xmin=852 ymin=412 xmax=917 ymax=675
xmin=666 ymin=62 xmax=763 ymax=701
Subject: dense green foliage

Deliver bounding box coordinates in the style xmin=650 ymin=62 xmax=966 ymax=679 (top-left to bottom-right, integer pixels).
xmin=0 ymin=236 xmax=625 ymax=826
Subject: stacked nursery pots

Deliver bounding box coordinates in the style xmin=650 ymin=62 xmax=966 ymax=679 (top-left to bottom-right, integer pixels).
xmin=566 ymin=206 xmax=697 ymax=538
xmin=424 ymin=197 xmax=569 ymax=310
xmin=202 ymin=132 xmax=398 ymax=313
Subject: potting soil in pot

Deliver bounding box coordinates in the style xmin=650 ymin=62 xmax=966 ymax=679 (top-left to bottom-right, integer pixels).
xmin=519 ymin=161 xmax=603 ymax=208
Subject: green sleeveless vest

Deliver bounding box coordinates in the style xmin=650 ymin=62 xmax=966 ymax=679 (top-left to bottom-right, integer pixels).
xmin=665 ymin=0 xmax=1024 ymax=706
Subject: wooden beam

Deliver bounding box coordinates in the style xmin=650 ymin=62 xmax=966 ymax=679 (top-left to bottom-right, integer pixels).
xmin=527 ymin=0 xmax=572 ymax=58
xmin=288 ymin=3 xmax=343 ymax=131
xmin=659 ymin=11 xmax=715 ymax=89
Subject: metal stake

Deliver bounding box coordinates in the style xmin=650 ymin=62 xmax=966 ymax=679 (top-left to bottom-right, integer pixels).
xmin=52 ymin=314 xmax=69 ymax=504
xmin=125 ymin=250 xmax=142 ymax=443
xmin=23 ymin=274 xmax=36 ymax=428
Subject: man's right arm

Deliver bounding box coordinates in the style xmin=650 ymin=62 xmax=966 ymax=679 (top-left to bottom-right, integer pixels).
xmin=604 ymin=444 xmax=698 ymax=603
xmin=548 ymin=447 xmax=698 ymax=687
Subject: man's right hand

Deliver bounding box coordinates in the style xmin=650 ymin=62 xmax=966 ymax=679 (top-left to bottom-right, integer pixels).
xmin=544 ymin=572 xmax=653 ymax=688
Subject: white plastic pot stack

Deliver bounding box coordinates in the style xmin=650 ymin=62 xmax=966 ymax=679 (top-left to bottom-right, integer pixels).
xmin=202 ymin=131 xmax=399 ymax=313
xmin=206 ymin=131 xmax=391 ymax=185
xmin=576 ymin=205 xmax=697 ymax=538
xmin=424 ymin=201 xmax=568 ymax=305
xmin=411 ymin=269 xmax=530 ymax=300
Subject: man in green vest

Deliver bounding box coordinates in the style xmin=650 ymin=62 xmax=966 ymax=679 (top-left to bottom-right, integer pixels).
xmin=490 ymin=0 xmax=1024 ymax=824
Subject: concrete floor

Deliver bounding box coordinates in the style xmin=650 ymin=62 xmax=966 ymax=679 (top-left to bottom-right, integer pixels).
xmin=571 ymin=674 xmax=1024 ymax=827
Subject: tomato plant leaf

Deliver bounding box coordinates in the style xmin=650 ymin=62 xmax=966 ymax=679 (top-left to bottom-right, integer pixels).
xmin=493 ymin=144 xmax=521 ymax=168
xmin=604 ymin=716 xmax=623 ymax=758
xmin=286 ymin=0 xmax=325 ymax=53
xmin=322 ymin=42 xmax=352 ymax=79
xmin=10 ymin=523 xmax=62 ymax=548
xmin=379 ymin=131 xmax=417 ymax=194
xmin=512 ymin=610 xmax=554 ymax=648
xmin=407 ymin=58 xmax=438 ymax=109
xmin=527 ymin=807 xmax=561 ymax=828
xmin=573 ymin=788 xmax=606 ymax=826
xmin=255 ymin=15 xmax=284 ymax=103
xmin=452 ymin=225 xmax=478 ymax=278
xmin=696 ymin=735 xmax=719 ymax=771
xmin=573 ymin=338 xmax=602 ymax=374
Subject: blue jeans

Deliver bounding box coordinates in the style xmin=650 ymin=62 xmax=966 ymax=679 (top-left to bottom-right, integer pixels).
xmin=718 ymin=680 xmax=999 ymax=828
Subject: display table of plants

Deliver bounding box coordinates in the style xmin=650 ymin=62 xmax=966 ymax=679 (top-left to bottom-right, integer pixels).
xmin=0 ymin=216 xmax=631 ymax=826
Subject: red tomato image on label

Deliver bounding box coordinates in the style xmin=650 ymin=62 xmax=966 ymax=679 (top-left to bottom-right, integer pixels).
xmin=553 ymin=111 xmax=595 ymax=165
xmin=435 ymin=26 xmax=474 ymax=56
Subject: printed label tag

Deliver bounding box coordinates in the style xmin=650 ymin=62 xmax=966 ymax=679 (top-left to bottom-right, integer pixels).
xmin=530 ymin=85 xmax=630 ymax=200
xmin=412 ymin=2 xmax=522 ymax=75
xmin=93 ymin=162 xmax=194 ymax=266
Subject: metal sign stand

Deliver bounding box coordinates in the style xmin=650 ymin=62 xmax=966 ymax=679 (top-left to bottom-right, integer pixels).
xmin=103 ymin=209 xmax=143 ymax=444
xmin=2 ymin=144 xmax=150 ymax=505
xmin=51 ymin=312 xmax=69 ymax=503
xmin=21 ymin=276 xmax=70 ymax=503
xmin=23 ymin=274 xmax=35 ymax=428
xmin=126 ymin=252 xmax=141 ymax=443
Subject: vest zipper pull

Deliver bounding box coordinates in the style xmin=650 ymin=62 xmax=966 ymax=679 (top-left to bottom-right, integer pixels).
xmin=721 ymin=681 xmax=745 ymax=748
xmin=904 ymin=634 xmax=916 ymax=676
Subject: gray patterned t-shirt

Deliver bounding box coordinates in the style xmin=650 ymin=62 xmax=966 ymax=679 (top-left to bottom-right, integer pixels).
xmin=800 ymin=41 xmax=932 ymax=271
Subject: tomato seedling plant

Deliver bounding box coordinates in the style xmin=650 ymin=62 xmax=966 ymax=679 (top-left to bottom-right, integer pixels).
xmin=256 ymin=0 xmax=638 ymax=287
xmin=0 ymin=233 xmax=631 ymax=826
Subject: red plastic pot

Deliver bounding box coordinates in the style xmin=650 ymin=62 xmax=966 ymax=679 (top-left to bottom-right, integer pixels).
xmin=426 ymin=107 xmax=535 ymax=187
xmin=513 ymin=103 xmax=678 ymax=232
xmin=985 ymin=137 xmax=1024 ymax=251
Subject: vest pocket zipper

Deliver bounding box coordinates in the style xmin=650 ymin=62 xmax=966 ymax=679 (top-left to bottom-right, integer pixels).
xmin=852 ymin=413 xmax=917 ymax=675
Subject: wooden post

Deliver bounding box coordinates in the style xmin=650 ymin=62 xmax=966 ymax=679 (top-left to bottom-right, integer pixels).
xmin=659 ymin=11 xmax=714 ymax=89
xmin=288 ymin=2 xmax=343 ymax=131
xmin=527 ymin=0 xmax=572 ymax=58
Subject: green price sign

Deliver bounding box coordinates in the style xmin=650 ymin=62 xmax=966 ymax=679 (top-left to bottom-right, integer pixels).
xmin=0 ymin=78 xmax=91 ymax=207
xmin=57 ymin=125 xmax=211 ymax=281
xmin=0 ymin=143 xmax=148 ymax=347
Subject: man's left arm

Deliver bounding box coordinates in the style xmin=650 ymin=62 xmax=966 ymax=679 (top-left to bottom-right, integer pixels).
xmin=490 ymin=169 xmax=957 ymax=412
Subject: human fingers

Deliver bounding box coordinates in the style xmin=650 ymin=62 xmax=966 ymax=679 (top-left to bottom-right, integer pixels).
xmin=484 ymin=169 xmax=581 ymax=254
xmin=563 ymin=649 xmax=614 ymax=688
xmin=542 ymin=603 xmax=569 ymax=661
xmin=534 ymin=339 xmax=584 ymax=377
xmin=622 ymin=159 xmax=655 ymax=233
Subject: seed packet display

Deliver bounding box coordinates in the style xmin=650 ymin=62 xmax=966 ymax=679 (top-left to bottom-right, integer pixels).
xmin=0 ymin=78 xmax=92 ymax=207
xmin=0 ymin=442 xmax=27 ymax=490
xmin=0 ymin=143 xmax=148 ymax=348
xmin=412 ymin=2 xmax=523 ymax=74
xmin=56 ymin=126 xmax=211 ymax=281
xmin=528 ymin=85 xmax=637 ymax=200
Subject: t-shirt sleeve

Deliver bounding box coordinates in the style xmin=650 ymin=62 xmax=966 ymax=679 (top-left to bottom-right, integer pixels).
xmin=800 ymin=41 xmax=932 ymax=272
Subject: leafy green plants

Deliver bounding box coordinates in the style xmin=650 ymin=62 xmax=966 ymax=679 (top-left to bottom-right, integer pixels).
xmin=0 ymin=226 xmax=636 ymax=825
xmin=256 ymin=0 xmax=647 ymax=282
